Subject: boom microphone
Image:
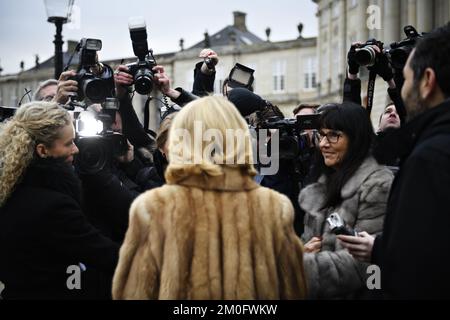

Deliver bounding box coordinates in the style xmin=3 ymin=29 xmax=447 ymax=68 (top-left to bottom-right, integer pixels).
xmin=227 ymin=88 xmax=266 ymax=117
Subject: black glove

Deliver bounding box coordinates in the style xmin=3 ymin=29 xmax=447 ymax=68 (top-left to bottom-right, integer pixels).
xmin=369 ymin=53 xmax=393 ymax=82
xmin=347 ymin=44 xmax=360 ymax=76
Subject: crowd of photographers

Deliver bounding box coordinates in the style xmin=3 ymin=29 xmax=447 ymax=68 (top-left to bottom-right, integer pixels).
xmin=1 ymin=19 xmax=450 ymax=300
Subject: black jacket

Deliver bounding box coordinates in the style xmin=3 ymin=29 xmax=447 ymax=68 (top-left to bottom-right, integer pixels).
xmin=0 ymin=158 xmax=119 ymax=299
xmin=377 ymin=99 xmax=450 ymax=299
xmin=192 ymin=61 xmax=215 ymax=97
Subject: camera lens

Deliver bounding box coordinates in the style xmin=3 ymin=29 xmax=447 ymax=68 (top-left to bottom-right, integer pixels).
xmin=83 ymin=78 xmax=108 ymax=103
xmin=355 ymin=46 xmax=377 ymax=67
xmin=75 ymin=136 xmax=109 ymax=175
xmin=134 ymin=68 xmax=154 ymax=95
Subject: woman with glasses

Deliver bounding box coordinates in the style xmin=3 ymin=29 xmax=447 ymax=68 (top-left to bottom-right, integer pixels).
xmin=299 ymin=102 xmax=393 ymax=299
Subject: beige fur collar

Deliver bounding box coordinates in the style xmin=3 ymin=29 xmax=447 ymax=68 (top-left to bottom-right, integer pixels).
xmin=169 ymin=167 xmax=259 ymax=192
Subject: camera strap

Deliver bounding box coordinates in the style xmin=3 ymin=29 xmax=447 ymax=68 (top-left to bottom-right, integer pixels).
xmin=366 ymin=69 xmax=377 ymax=116
xmin=144 ymin=96 xmax=151 ymax=133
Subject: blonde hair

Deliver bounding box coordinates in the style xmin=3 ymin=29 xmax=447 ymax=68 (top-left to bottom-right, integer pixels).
xmin=0 ymin=101 xmax=72 ymax=206
xmin=156 ymin=112 xmax=178 ymax=151
xmin=165 ymin=96 xmax=256 ymax=183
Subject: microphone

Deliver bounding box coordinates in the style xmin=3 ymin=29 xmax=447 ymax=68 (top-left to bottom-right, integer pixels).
xmin=227 ymin=88 xmax=267 ymax=117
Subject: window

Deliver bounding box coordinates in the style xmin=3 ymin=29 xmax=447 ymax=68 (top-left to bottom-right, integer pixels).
xmin=320 ymin=8 xmax=329 ymax=26
xmin=273 ymin=60 xmax=286 ymax=93
xmin=321 ymin=49 xmax=329 ymax=84
xmin=332 ymin=2 xmax=340 ymax=18
xmin=304 ymin=57 xmax=318 ymax=90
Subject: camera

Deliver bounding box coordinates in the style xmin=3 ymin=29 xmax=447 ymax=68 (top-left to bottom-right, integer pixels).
xmin=227 ymin=63 xmax=255 ymax=91
xmin=326 ymin=213 xmax=357 ymax=236
xmin=74 ymin=98 xmax=128 ymax=175
xmin=126 ymin=17 xmax=157 ymax=95
xmin=0 ymin=106 xmax=18 ymax=122
xmin=70 ymin=38 xmax=115 ymax=104
xmin=354 ymin=39 xmax=384 ymax=67
xmin=386 ymin=25 xmax=423 ymax=70
xmin=260 ymin=113 xmax=320 ymax=161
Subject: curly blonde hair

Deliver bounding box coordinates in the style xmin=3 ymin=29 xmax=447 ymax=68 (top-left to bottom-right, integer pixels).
xmin=0 ymin=101 xmax=72 ymax=206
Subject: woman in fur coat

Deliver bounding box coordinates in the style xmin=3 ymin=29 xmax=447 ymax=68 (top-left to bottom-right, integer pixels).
xmin=299 ymin=103 xmax=393 ymax=299
xmin=112 ymin=96 xmax=307 ymax=300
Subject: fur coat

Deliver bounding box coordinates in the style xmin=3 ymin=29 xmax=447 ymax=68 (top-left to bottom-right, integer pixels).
xmin=112 ymin=167 xmax=307 ymax=300
xmin=299 ymin=156 xmax=393 ymax=299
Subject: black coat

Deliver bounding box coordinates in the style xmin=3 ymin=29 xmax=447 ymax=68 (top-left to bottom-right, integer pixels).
xmin=0 ymin=158 xmax=119 ymax=299
xmin=378 ymin=99 xmax=450 ymax=299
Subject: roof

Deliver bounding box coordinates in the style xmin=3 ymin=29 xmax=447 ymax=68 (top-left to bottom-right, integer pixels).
xmin=188 ymin=25 xmax=264 ymax=49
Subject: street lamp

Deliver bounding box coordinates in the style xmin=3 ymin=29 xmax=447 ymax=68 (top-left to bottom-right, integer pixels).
xmin=44 ymin=0 xmax=74 ymax=79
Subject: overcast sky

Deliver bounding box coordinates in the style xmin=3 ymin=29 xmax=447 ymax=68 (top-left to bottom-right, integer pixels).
xmin=0 ymin=0 xmax=318 ymax=75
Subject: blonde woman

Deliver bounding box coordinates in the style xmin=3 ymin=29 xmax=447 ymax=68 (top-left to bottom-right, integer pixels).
xmin=112 ymin=96 xmax=307 ymax=300
xmin=0 ymin=102 xmax=118 ymax=299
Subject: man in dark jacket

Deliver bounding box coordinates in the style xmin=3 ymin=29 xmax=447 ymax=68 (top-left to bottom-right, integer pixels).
xmin=340 ymin=23 xmax=450 ymax=299
xmin=378 ymin=23 xmax=450 ymax=299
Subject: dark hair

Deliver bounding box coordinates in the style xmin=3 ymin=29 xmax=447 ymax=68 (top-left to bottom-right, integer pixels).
xmin=315 ymin=102 xmax=375 ymax=209
xmin=410 ymin=23 xmax=450 ymax=98
xmin=293 ymin=103 xmax=319 ymax=116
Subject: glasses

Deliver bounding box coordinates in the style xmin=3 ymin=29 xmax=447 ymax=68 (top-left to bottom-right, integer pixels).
xmin=318 ymin=130 xmax=343 ymax=144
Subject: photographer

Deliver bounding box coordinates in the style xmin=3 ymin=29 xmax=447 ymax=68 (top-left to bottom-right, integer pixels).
xmin=345 ymin=42 xmax=407 ymax=168
xmin=344 ymin=42 xmax=407 ymax=125
xmin=193 ymin=48 xmax=218 ymax=97
xmin=339 ymin=23 xmax=450 ymax=299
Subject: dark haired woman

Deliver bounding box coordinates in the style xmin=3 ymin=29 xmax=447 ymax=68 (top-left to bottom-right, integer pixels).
xmin=299 ymin=102 xmax=393 ymax=299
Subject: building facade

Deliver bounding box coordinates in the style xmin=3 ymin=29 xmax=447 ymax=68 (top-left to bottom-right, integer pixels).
xmin=313 ymin=0 xmax=449 ymax=125
xmin=1 ymin=4 xmax=445 ymax=129
xmin=0 ymin=11 xmax=317 ymax=131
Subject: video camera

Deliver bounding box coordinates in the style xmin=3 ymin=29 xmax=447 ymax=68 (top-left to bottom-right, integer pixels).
xmin=74 ymin=98 xmax=128 ymax=175
xmin=260 ymin=113 xmax=320 ymax=161
xmin=69 ymin=38 xmax=115 ymax=104
xmin=386 ymin=25 xmax=423 ymax=70
xmin=126 ymin=17 xmax=157 ymax=95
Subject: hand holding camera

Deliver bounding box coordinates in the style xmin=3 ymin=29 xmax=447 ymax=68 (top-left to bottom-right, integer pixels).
xmin=53 ymin=70 xmax=78 ymax=104
xmin=327 ymin=212 xmax=357 ymax=236
xmin=114 ymin=65 xmax=134 ymax=100
xmin=152 ymin=65 xmax=180 ymax=100
xmin=67 ymin=38 xmax=115 ymax=105
xmin=368 ymin=48 xmax=394 ymax=82
xmin=347 ymin=42 xmax=364 ymax=77
xmin=337 ymin=232 xmax=375 ymax=263
xmin=199 ymin=48 xmax=219 ymax=74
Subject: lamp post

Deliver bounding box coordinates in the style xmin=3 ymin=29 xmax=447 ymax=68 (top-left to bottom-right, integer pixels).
xmin=44 ymin=0 xmax=74 ymax=79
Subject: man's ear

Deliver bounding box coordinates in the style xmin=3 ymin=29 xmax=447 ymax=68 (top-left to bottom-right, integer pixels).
xmin=35 ymin=143 xmax=49 ymax=159
xmin=420 ymin=68 xmax=437 ymax=100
